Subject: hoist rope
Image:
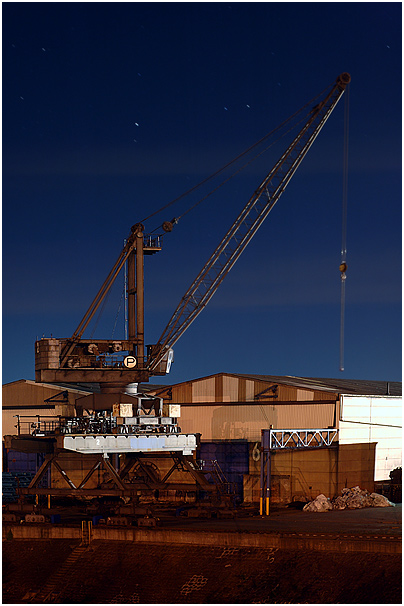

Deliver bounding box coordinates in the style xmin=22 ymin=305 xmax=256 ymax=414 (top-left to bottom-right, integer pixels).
xmin=339 ymin=85 xmax=350 ymax=372
xmin=84 ymin=81 xmax=337 ymax=340
xmin=90 ymin=287 xmax=112 ymax=339
xmin=111 ymin=288 xmax=125 ymax=339
xmin=176 ymin=110 xmax=316 ymax=223
xmin=140 ymin=82 xmax=332 ymax=226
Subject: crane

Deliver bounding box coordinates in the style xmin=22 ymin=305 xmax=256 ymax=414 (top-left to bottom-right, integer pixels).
xmin=35 ymin=73 xmax=351 ymax=391
xmin=19 ymin=73 xmax=352 ymax=508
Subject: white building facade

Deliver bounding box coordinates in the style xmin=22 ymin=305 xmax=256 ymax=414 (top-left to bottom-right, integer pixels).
xmin=339 ymin=394 xmax=402 ymax=481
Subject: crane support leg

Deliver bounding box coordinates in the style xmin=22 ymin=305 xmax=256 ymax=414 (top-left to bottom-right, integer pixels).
xmin=136 ymin=231 xmax=145 ymax=367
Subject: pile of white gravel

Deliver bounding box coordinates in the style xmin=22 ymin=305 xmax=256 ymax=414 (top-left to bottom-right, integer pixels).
xmin=303 ymin=485 xmax=394 ymax=512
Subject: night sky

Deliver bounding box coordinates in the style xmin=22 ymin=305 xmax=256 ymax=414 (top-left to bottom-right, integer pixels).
xmin=2 ymin=2 xmax=402 ymax=386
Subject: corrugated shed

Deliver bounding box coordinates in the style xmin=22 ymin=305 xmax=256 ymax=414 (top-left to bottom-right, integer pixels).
xmin=238 ymin=374 xmax=402 ymax=396
xmin=2 ymin=379 xmax=88 ymax=408
xmin=168 ymin=374 xmax=343 ymax=403
xmin=2 ymin=380 xmax=84 ymax=439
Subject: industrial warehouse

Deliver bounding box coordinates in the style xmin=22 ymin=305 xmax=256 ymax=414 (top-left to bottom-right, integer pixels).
xmin=2 ymin=373 xmax=402 ymax=509
xmin=2 ymin=371 xmax=402 ymax=604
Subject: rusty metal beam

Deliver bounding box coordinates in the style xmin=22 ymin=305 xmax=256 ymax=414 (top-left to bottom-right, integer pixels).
xmin=118 ymin=455 xmax=138 ymax=480
xmin=135 ymin=230 xmax=145 ymax=366
xmin=77 ymin=459 xmax=102 ymax=489
xmin=60 ymin=232 xmax=138 ymax=367
xmin=36 ymin=368 xmax=152 ymax=384
xmin=132 ymin=460 xmax=160 ymax=485
xmin=101 ymin=456 xmax=127 ymax=491
xmin=18 ymin=482 xmax=213 ymax=498
xmin=19 ymin=487 xmax=134 ymax=497
xmin=161 ymin=460 xmax=180 ymax=484
xmin=175 ymin=455 xmax=213 ymax=489
xmin=27 ymin=454 xmax=55 ymax=489
xmin=51 ymin=460 xmax=77 ymax=489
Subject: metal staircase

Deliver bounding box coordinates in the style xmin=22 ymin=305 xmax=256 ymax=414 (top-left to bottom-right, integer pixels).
xmin=200 ymin=459 xmax=237 ymax=502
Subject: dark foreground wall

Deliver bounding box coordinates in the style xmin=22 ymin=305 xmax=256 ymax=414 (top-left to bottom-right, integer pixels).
xmin=3 ymin=539 xmax=402 ymax=604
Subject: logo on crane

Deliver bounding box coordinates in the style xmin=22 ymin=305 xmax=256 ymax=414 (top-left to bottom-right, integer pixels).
xmin=123 ymin=356 xmax=137 ymax=368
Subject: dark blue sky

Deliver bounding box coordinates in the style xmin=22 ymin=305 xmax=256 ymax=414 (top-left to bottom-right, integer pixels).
xmin=3 ymin=2 xmax=402 ymax=386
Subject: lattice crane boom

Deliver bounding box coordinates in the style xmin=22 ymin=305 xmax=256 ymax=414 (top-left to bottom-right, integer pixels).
xmin=147 ymin=72 xmax=351 ymax=371
xmin=35 ymin=73 xmax=350 ymax=387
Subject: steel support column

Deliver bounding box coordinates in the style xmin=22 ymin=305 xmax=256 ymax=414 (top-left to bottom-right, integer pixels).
xmin=259 ymin=428 xmax=339 ymax=516
xmin=135 ymin=230 xmax=145 ymax=367
xmin=260 ymin=430 xmax=271 ymax=516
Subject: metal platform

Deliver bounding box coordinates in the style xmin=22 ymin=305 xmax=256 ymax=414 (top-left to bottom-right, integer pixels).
xmin=61 ymin=433 xmax=198 ymax=455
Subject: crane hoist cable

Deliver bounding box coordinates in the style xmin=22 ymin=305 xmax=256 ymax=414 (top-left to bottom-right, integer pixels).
xmin=174 ymin=109 xmax=316 ymax=224
xmin=57 ymin=73 xmax=350 ymax=372
xmin=339 ymin=85 xmax=350 ymax=371
xmin=88 ymin=97 xmax=327 ymax=340
xmin=112 ymin=287 xmax=125 ymax=339
xmin=140 ymin=81 xmax=332 ymax=227
xmin=147 ymin=111 xmax=314 ymax=236
xmin=90 ymin=285 xmax=112 ymax=339
xmin=148 ymin=73 xmax=351 ymax=371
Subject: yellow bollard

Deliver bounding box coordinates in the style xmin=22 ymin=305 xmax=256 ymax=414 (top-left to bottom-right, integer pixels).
xmin=259 ymin=497 xmax=263 ymax=516
xmin=266 ymin=496 xmax=270 ymax=516
xmin=35 ymin=494 xmax=39 ymax=505
xmin=48 ymin=494 xmax=51 ymax=509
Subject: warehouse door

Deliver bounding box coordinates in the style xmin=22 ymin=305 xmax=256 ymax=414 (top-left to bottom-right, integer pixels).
xmin=198 ymin=441 xmax=249 ymax=502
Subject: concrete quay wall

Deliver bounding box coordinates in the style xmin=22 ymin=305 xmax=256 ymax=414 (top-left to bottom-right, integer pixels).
xmin=3 ymin=523 xmax=401 ymax=554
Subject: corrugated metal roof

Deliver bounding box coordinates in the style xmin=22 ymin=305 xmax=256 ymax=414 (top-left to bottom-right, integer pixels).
xmin=4 ymin=379 xmax=92 ymax=396
xmin=159 ymin=372 xmax=401 ymax=397
xmin=3 ymin=376 xmax=401 ymax=398
xmin=2 ymin=380 xmax=163 ymax=395
xmin=236 ymin=374 xmax=402 ymax=396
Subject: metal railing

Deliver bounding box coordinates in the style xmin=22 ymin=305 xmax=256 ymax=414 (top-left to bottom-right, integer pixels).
xmin=262 ymin=428 xmax=339 ymax=450
xmin=144 ymin=235 xmax=162 ymax=249
xmin=14 ymin=415 xmax=62 ymax=437
xmin=199 ymin=459 xmax=237 ymax=496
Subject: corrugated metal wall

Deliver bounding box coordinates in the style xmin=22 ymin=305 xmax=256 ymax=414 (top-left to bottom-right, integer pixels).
xmin=2 ymin=381 xmax=80 ymax=439
xmin=178 ymin=402 xmax=336 ymax=441
xmin=192 ymin=377 xmax=215 ymax=403
xmin=339 ymin=395 xmax=402 ymax=481
xmin=165 ymin=374 xmax=339 ymax=441
xmin=171 ymin=374 xmax=336 ymax=403
xmin=2 ymin=404 xmax=73 ymax=437
xmin=3 ymin=380 xmax=80 ymax=408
